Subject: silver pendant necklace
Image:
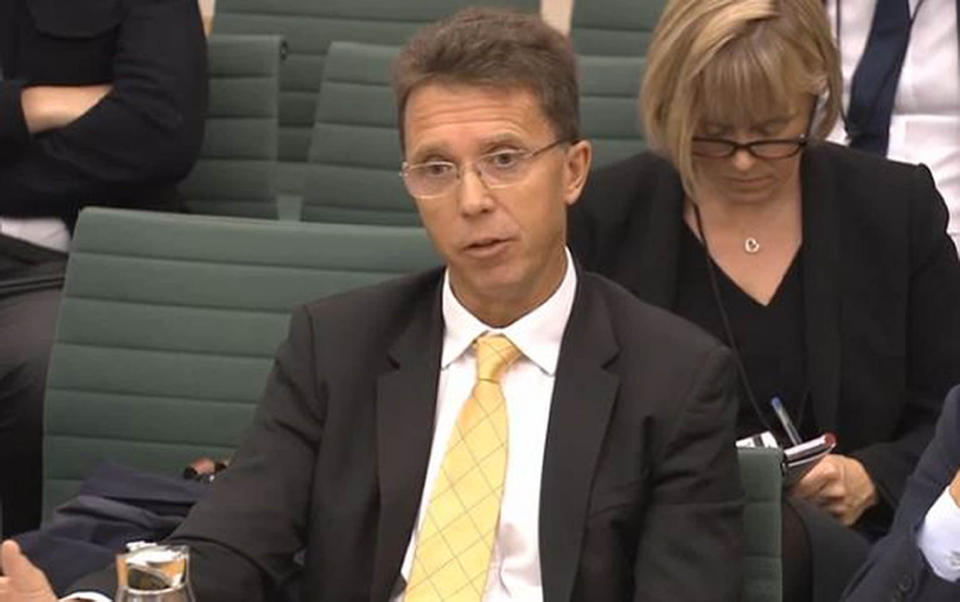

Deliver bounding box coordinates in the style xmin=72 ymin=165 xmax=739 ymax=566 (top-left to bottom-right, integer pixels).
xmin=744 ymin=237 xmax=761 ymax=254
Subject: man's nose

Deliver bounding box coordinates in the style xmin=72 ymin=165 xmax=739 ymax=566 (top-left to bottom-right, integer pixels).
xmin=457 ymin=165 xmax=495 ymax=215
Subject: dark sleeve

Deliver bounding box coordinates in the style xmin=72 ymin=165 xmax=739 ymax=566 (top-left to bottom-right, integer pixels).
xmin=568 ymin=155 xmax=641 ymax=273
xmin=168 ymin=306 xmax=327 ymax=601
xmin=0 ymin=79 xmax=31 ymax=153
xmin=0 ymin=0 xmax=207 ymax=216
xmin=632 ymin=345 xmax=745 ymax=602
xmin=843 ymin=532 xmax=960 ymax=602
xmin=843 ymin=389 xmax=960 ymax=602
xmin=567 ymin=186 xmax=600 ymax=270
xmin=851 ymin=164 xmax=960 ymax=508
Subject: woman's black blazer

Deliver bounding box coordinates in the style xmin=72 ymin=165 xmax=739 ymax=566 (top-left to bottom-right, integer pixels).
xmin=569 ymin=142 xmax=960 ymax=511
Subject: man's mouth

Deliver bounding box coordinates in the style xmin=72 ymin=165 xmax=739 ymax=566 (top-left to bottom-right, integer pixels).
xmin=463 ymin=237 xmax=512 ymax=256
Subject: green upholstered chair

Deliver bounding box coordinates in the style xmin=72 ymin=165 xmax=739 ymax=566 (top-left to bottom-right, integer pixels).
xmin=212 ymin=0 xmax=539 ymax=198
xmin=738 ymin=447 xmax=784 ymax=602
xmin=42 ymin=208 xmax=440 ymax=517
xmin=299 ymin=42 xmax=416 ymax=225
xmin=179 ymin=34 xmax=283 ymax=219
xmin=578 ymin=54 xmax=647 ymax=168
xmin=569 ymin=0 xmax=668 ymax=57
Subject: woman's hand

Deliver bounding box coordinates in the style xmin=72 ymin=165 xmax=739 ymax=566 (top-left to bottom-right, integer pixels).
xmin=790 ymin=454 xmax=878 ymax=526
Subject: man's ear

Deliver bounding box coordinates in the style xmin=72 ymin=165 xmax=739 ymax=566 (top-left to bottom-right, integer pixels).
xmin=563 ymin=139 xmax=592 ymax=207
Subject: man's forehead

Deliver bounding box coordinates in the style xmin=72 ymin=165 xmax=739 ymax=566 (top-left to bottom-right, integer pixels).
xmin=403 ymin=82 xmax=551 ymax=146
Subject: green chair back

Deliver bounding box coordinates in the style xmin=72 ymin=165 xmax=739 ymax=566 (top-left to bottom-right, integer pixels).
xmin=738 ymin=447 xmax=784 ymax=602
xmin=213 ymin=0 xmax=538 ymax=196
xmin=179 ymin=34 xmax=284 ymax=219
xmin=570 ymin=0 xmax=668 ymax=56
xmin=300 ymin=42 xmax=651 ymax=223
xmin=42 ymin=208 xmax=439 ymax=516
xmin=300 ymin=42 xmax=415 ymax=225
xmin=578 ymin=54 xmax=647 ymax=168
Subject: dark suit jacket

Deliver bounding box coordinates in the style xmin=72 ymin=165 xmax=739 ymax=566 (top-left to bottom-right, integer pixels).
xmin=0 ymin=0 xmax=207 ymax=226
xmin=167 ymin=268 xmax=744 ymax=601
xmin=569 ymin=143 xmax=960 ymax=521
xmin=843 ymin=386 xmax=960 ymax=601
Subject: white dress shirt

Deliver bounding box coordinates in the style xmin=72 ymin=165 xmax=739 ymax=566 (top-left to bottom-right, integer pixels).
xmin=0 ymin=216 xmax=70 ymax=252
xmin=394 ymin=248 xmax=577 ymax=602
xmin=917 ymin=485 xmax=960 ymax=582
xmin=825 ymin=0 xmax=960 ymax=247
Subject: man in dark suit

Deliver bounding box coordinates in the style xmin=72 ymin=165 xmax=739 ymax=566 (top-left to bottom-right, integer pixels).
xmin=0 ymin=8 xmax=744 ymax=601
xmin=842 ymin=387 xmax=960 ymax=601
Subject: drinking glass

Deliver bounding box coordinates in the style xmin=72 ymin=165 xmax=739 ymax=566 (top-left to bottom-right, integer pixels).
xmin=114 ymin=543 xmax=194 ymax=602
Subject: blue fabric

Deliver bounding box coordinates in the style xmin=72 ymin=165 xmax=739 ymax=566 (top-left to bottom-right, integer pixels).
xmin=847 ymin=0 xmax=912 ymax=154
xmin=14 ymin=462 xmax=209 ymax=595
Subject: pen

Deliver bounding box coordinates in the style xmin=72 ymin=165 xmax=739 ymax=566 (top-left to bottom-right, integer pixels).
xmin=770 ymin=396 xmax=802 ymax=447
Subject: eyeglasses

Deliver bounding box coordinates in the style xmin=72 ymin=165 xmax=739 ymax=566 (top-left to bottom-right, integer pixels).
xmin=691 ymin=135 xmax=807 ymax=159
xmin=400 ymin=139 xmax=570 ymax=199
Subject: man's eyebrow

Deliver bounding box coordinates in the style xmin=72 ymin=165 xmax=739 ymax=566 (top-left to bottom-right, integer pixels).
xmin=408 ymin=133 xmax=527 ymax=162
xmin=481 ymin=133 xmax=525 ymax=148
xmin=408 ymin=143 xmax=451 ymax=163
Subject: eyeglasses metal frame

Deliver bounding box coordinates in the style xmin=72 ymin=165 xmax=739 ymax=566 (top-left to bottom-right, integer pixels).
xmin=399 ymin=139 xmax=572 ymax=199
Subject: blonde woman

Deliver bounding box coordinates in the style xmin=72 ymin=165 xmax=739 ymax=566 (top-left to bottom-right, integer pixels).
xmin=569 ymin=0 xmax=960 ymax=600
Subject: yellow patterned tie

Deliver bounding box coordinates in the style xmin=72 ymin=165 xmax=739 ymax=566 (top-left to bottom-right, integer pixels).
xmin=404 ymin=334 xmax=522 ymax=602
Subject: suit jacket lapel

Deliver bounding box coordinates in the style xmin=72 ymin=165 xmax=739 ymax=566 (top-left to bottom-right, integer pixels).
xmin=371 ymin=285 xmax=445 ymax=602
xmin=539 ymin=275 xmax=620 ymax=602
xmin=630 ymin=165 xmax=686 ymax=308
xmin=800 ymin=146 xmax=842 ymax=432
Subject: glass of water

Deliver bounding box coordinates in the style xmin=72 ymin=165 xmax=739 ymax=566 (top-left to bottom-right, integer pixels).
xmin=115 ymin=543 xmax=194 ymax=602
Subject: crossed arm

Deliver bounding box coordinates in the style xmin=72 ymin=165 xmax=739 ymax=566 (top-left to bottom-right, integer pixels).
xmin=0 ymin=0 xmax=206 ymax=215
xmin=19 ymin=86 xmax=112 ymax=136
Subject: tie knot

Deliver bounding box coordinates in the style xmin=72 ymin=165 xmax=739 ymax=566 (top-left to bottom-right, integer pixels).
xmin=474 ymin=334 xmax=522 ymax=383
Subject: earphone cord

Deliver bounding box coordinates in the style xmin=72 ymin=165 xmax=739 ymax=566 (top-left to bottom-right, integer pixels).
xmin=691 ymin=203 xmax=777 ymax=435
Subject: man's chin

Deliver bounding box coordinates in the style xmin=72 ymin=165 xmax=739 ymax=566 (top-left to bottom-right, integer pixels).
xmin=449 ymin=267 xmax=526 ymax=305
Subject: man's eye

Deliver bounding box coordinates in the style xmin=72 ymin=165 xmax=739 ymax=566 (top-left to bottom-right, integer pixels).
xmin=421 ymin=162 xmax=454 ymax=178
xmin=486 ymin=151 xmax=522 ymax=170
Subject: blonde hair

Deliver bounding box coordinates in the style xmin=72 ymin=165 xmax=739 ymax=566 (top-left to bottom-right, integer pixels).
xmin=642 ymin=0 xmax=842 ymax=196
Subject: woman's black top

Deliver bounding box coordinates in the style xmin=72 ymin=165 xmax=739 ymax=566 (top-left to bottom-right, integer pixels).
xmin=674 ymin=226 xmax=814 ymax=442
xmin=568 ymin=147 xmax=960 ymax=516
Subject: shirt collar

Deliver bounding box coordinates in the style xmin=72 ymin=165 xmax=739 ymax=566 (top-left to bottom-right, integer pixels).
xmin=441 ymin=247 xmax=577 ymax=375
